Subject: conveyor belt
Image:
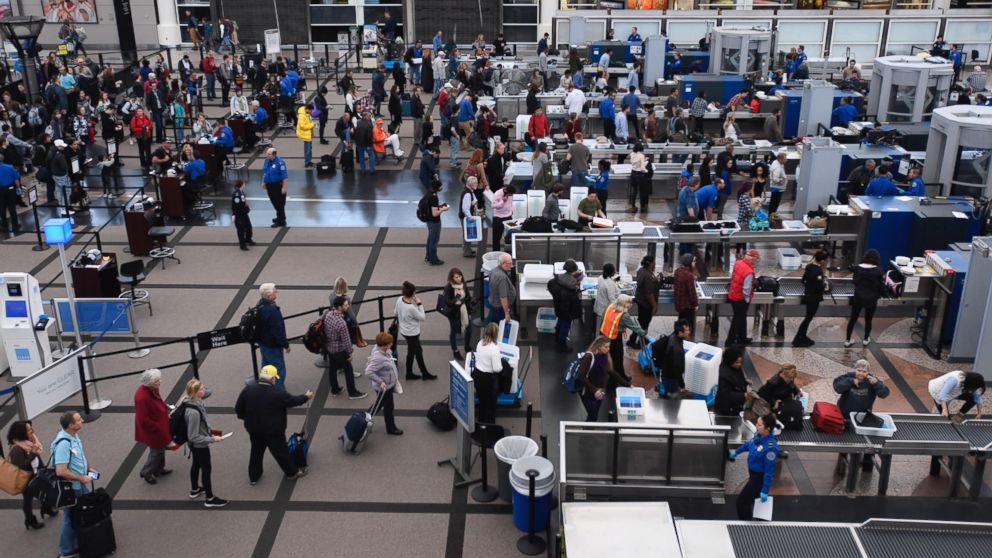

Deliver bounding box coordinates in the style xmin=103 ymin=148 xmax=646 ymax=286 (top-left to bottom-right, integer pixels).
xmin=777 ymin=419 xmax=871 ymax=448
xmin=698 ymin=283 xmax=729 ymax=297
xmin=882 ymin=420 xmax=966 ymax=444
xmin=858 ymin=525 xmax=992 ymax=557
xmin=728 ymin=525 xmax=860 ymax=558
xmin=953 ymin=420 xmax=992 ymax=450
xmin=777 ymin=279 xmax=855 ymax=298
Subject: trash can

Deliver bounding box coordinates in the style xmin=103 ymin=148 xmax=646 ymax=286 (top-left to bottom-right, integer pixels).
xmin=493 ymin=436 xmax=539 ymax=502
xmin=509 ymin=456 xmax=556 ymax=532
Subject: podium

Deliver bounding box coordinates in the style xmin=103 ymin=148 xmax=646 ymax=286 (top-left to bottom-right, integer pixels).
xmin=125 ymin=209 xmax=154 ymax=256
xmin=229 ymin=118 xmax=246 ymax=147
xmin=71 ymin=252 xmax=121 ymax=298
xmin=159 ymin=175 xmax=186 ymax=218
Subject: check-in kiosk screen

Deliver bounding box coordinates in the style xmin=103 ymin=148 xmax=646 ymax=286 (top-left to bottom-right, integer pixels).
xmin=5 ymin=300 xmax=28 ymax=318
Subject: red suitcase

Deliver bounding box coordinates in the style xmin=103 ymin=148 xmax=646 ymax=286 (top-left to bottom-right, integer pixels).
xmin=811 ymin=402 xmax=845 ymax=434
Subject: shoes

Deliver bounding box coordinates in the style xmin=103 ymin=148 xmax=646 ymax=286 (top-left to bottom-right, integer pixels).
xmin=24 ymin=516 xmax=45 ymax=530
xmin=247 ymin=240 xmax=257 ymax=246
xmin=319 ymin=139 xmax=329 ymax=145
xmin=331 ymin=387 xmax=344 ymax=396
xmin=453 ymin=349 xmax=463 ymax=361
xmin=428 ymin=259 xmax=445 ymax=266
xmin=627 ymin=206 xmax=638 ymax=213
xmin=421 ymin=372 xmax=438 ymax=380
xmin=204 ymin=496 xmax=228 ymax=508
xmin=287 ymin=467 xmax=309 ymax=480
xmin=189 ymin=487 xmax=204 ymax=499
xmin=556 ymin=341 xmax=571 ymax=352
xmin=862 ymin=337 xmax=871 ymax=347
xmin=348 ymin=391 xmax=368 ymax=400
xmin=158 ymin=469 xmax=172 ymax=476
xmin=141 ymin=474 xmax=157 ymax=485
xmin=304 ymin=163 xmax=314 ymax=169
xmin=792 ymin=337 xmax=814 ymax=347
xmin=406 ymin=373 xmax=422 ymax=380
xmin=387 ymin=429 xmax=404 ymax=436
xmin=353 ymin=369 xmax=362 ymax=378
xmin=270 ymin=221 xmax=286 ymax=228
xmin=58 ymin=553 xmax=79 ymax=558
xmin=250 ymin=480 xmax=258 ymax=486
xmin=240 ymin=245 xmax=249 ymax=251
xmin=844 ymin=340 xmax=854 ymax=348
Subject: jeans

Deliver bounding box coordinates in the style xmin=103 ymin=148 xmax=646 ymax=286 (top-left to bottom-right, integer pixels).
xmin=413 ymin=117 xmax=423 ymax=144
xmin=846 ymin=300 xmax=877 ymax=341
xmin=190 ymin=446 xmax=213 ymax=498
xmin=326 ymin=350 xmax=359 ymax=395
xmin=375 ymin=387 xmax=399 ymax=432
xmin=206 ymin=73 xmax=216 ymax=99
xmin=265 ymin=182 xmax=287 ymax=225
xmin=426 ymin=221 xmax=441 ymax=263
xmin=571 ymin=169 xmax=588 ymax=187
xmin=259 ymin=344 xmax=287 ymax=390
xmin=727 ymin=300 xmax=750 ymax=346
xmin=60 ymin=485 xmax=89 ymax=555
xmin=403 ymin=334 xmax=429 ymax=376
xmin=140 ymin=446 xmax=167 ymax=479
xmin=487 ymin=306 xmax=506 ymax=324
xmin=152 ymin=111 xmax=165 ymax=141
xmin=411 ymin=64 xmax=422 ymax=85
xmin=54 ymin=174 xmax=71 ymax=208
xmin=449 ymin=136 xmax=459 ymax=166
xmin=248 ymin=431 xmax=298 ymax=482
xmin=580 ymin=393 xmax=603 ymax=422
xmin=448 ymin=316 xmax=471 ymax=353
xmin=736 ymin=470 xmax=764 ymax=520
xmin=555 ymin=317 xmax=572 ymax=343
xmin=358 ymin=145 xmax=376 ymax=172
xmin=795 ymin=301 xmax=819 ymax=341
xmin=434 ymin=79 xmax=443 ymax=95
xmin=303 ymin=141 xmax=312 ymax=166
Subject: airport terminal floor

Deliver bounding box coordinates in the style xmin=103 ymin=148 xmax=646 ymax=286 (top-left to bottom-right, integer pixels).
xmin=2 ymin=29 xmax=992 ymax=558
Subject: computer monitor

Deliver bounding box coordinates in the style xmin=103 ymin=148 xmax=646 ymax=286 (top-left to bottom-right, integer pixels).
xmin=5 ymin=300 xmax=28 ymax=318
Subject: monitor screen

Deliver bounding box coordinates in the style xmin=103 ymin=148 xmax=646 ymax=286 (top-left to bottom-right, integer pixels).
xmin=5 ymin=300 xmax=28 ymax=318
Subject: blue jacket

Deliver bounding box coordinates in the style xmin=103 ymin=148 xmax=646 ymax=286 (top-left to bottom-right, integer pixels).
xmin=905 ymin=177 xmax=925 ymax=196
xmin=184 ymin=159 xmax=206 ymax=182
xmin=419 ymin=153 xmax=436 ymax=188
xmin=457 ymin=98 xmax=475 ymax=122
xmin=257 ymin=298 xmax=288 ymax=349
xmin=599 ymin=97 xmax=615 ymax=120
xmin=216 ymin=126 xmax=234 ymax=148
xmin=832 ymin=103 xmax=858 ymax=127
xmin=865 ymin=176 xmax=901 ymax=196
xmin=735 ymin=433 xmax=779 ymax=494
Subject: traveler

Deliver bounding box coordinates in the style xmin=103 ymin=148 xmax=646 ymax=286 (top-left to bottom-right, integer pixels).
xmin=134 ymin=369 xmax=173 ymax=485
xmin=488 ymin=253 xmax=516 ymax=323
xmin=726 ymin=249 xmax=759 ymax=347
xmin=6 ymin=420 xmax=50 ymax=530
xmin=845 ymin=159 xmax=876 ymax=199
xmin=442 ymin=267 xmax=474 ymax=360
xmin=322 ymin=296 xmax=366 ymax=399
xmin=594 ymin=263 xmax=620 ymax=334
xmin=395 ymin=282 xmax=437 ymax=380
xmin=261 ymin=148 xmax=289 ymax=227
xmin=599 ymin=295 xmax=647 ymax=382
xmin=660 ymin=319 xmax=691 ymax=396
xmin=354 ymin=113 xmax=376 ymax=174
xmin=490 ymin=184 xmax=515 ymax=252
xmin=844 ymin=249 xmax=885 ymax=347
xmin=550 ymin=259 xmax=583 ymax=352
xmin=930 ymin=371 xmax=985 ymax=419
xmin=231 ymin=180 xmax=254 ymax=251
xmin=411 ymin=86 xmax=425 ymax=144
xmin=566 ymin=131 xmax=591 ymax=186
xmin=577 ymin=336 xmax=631 ymax=422
xmin=53 ymin=411 xmax=98 ymax=556
xmin=793 ymin=250 xmax=828 ymax=347
xmin=0 ymin=158 xmax=20 ymax=233
xmin=235 ymin=365 xmax=314 ymax=484
xmin=834 ymin=359 xmax=890 ymax=418
xmin=296 ymin=104 xmax=315 ymax=168
xmin=543 ymin=182 xmax=563 ymax=222
xmin=632 ymin=255 xmax=658 ymax=347
xmin=714 ymin=347 xmax=750 ymax=416
xmin=257 ymin=283 xmax=290 ymax=389
xmin=628 ymin=141 xmax=649 ymax=212
xmin=758 ymin=364 xmax=801 ymax=410
xmin=473 ymin=323 xmax=503 ymax=424
xmin=576 ymin=190 xmax=605 ymax=228
xmin=365 ymin=332 xmax=404 ymax=435
xmin=423 ymin=178 xmax=447 ymax=266
xmin=677 ymin=177 xmax=701 ymax=220
xmin=175 ymin=380 xmax=228 ymax=508
xmin=729 ymin=413 xmax=779 ymax=520
xmin=769 ymin=150 xmax=787 ymax=214
xmin=673 ymin=253 xmax=699 ymax=335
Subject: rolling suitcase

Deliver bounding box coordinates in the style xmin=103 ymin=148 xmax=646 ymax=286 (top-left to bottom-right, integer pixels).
xmin=340 ymin=148 xmax=355 ymax=172
xmin=811 ymin=401 xmax=845 ymax=434
xmin=339 ymin=390 xmax=386 ymax=455
xmin=288 ymin=402 xmax=311 ymax=468
xmin=77 ymin=516 xmax=117 ymax=558
xmin=316 ymin=154 xmax=336 ymax=176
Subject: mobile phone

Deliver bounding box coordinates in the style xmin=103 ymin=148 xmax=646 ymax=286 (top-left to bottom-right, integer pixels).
xmin=88 ymin=471 xmax=100 ymax=480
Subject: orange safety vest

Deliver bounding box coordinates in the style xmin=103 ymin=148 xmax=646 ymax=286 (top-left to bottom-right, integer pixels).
xmin=600 ymin=305 xmax=625 ymax=340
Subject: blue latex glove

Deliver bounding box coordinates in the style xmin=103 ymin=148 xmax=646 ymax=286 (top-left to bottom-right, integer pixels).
xmin=647 ymin=336 xmax=656 ymax=344
xmin=728 ymin=450 xmax=737 ymax=461
xmin=759 ymin=492 xmax=769 ymax=503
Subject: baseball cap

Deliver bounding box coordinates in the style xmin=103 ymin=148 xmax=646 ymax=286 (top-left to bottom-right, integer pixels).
xmin=746 ymin=249 xmax=761 ymax=259
xmin=259 ymin=365 xmax=280 ymax=380
xmin=54 ymin=139 xmax=67 ymax=148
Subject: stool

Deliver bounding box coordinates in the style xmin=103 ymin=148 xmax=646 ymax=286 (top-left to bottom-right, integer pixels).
xmin=225 ymin=148 xmax=247 ymax=181
xmin=117 ymin=259 xmax=152 ymax=315
xmin=144 ymin=211 xmax=181 ymax=268
xmin=189 ymin=181 xmax=217 ymax=221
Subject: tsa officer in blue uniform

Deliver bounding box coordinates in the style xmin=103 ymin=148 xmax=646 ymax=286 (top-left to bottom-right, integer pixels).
xmin=864 ymin=165 xmax=902 ymax=196
xmin=231 ymin=179 xmax=254 ymax=250
xmin=903 ymin=167 xmax=926 ymax=197
xmin=0 ymin=159 xmax=21 ymax=234
xmin=262 ymin=147 xmax=289 ymax=227
xmin=729 ymin=413 xmax=779 ymax=520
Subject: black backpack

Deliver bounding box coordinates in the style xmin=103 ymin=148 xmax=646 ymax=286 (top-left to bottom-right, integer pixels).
xmin=755 ymin=276 xmax=780 ymax=296
xmin=168 ymin=402 xmax=203 ymax=445
xmin=416 ymin=194 xmax=432 ymax=223
xmin=521 ymin=216 xmax=554 ymax=233
xmin=301 ymin=313 xmax=326 ymax=354
xmin=239 ymin=305 xmax=263 ymax=343
xmin=778 ymin=398 xmax=804 ymax=431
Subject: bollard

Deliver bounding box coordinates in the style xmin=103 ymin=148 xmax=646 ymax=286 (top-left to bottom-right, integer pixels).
xmin=516 ymin=469 xmax=546 ymax=555
xmin=471 ymin=441 xmax=499 ymax=502
xmin=30 ymin=196 xmax=48 ymax=251
xmin=525 ymin=402 xmax=533 ymax=438
xmin=540 ymin=434 xmax=547 ymax=458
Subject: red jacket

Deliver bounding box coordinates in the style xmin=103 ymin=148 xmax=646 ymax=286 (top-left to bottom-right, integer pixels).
xmin=528 ymin=114 xmax=550 ymax=139
xmin=202 ymin=55 xmax=216 ymax=75
xmin=130 ymin=113 xmax=153 ymax=139
xmin=728 ymin=259 xmax=755 ymax=303
xmin=134 ymin=385 xmax=171 ymax=448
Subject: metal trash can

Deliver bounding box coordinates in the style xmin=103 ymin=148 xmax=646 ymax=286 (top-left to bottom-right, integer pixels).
xmin=493 ymin=436 xmax=539 ymax=502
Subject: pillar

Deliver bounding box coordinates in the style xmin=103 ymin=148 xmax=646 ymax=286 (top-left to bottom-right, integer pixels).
xmin=157 ymin=0 xmax=182 ymax=47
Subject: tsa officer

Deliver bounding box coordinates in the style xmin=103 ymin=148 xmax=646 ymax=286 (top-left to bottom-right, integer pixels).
xmin=232 ymin=179 xmax=254 ymax=250
xmin=904 ymin=167 xmax=926 ymax=197
xmin=0 ymin=158 xmax=21 ymax=234
xmin=261 ymin=147 xmax=289 ymax=227
xmin=729 ymin=413 xmax=779 ymax=520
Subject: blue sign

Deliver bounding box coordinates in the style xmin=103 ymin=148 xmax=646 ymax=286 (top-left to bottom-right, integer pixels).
xmin=43 ymin=218 xmax=73 ymax=245
xmin=449 ymin=361 xmax=474 ymax=431
xmin=55 ymin=299 xmax=132 ymax=334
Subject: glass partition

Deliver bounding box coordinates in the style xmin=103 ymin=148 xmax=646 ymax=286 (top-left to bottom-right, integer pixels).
xmin=953 ymin=146 xmax=991 ymax=197
xmin=885 ymin=20 xmax=938 ymax=56
xmin=830 ymin=20 xmax=882 ymax=62
xmin=887 ymin=84 xmax=916 ymax=122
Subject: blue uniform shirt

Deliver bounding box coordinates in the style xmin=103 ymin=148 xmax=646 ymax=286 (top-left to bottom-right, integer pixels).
xmin=263 ymin=156 xmax=289 ymax=184
xmin=768 ymin=84 xmax=785 ymax=95
xmin=735 ymin=433 xmax=779 ymax=494
xmin=905 ymin=177 xmax=925 ymax=196
xmin=216 ymin=126 xmax=234 ymax=148
xmin=279 ymin=76 xmax=295 ymax=97
xmin=185 ymin=159 xmax=206 ymax=181
xmin=832 ymin=103 xmax=858 ymax=127
xmin=0 ymin=162 xmax=20 ymax=186
xmin=586 ymin=170 xmax=609 ymax=193
xmin=677 ymin=186 xmax=699 ymax=218
xmin=599 ymin=97 xmax=615 ymax=120
xmin=695 ymin=184 xmax=719 ymax=209
xmin=627 ymin=33 xmax=642 ymax=42
xmin=865 ymin=176 xmax=901 ymax=196
xmin=254 ymin=107 xmax=268 ymax=126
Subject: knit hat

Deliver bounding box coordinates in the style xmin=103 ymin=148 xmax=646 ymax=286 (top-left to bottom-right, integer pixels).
xmin=746 ymin=249 xmax=761 ymax=259
xmin=259 ymin=365 xmax=279 ymax=380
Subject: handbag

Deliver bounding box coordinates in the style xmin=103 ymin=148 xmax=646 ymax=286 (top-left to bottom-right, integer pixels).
xmin=0 ymin=457 xmax=31 ymax=495
xmin=498 ymin=357 xmax=514 ymax=394
xmin=29 ymin=439 xmax=76 ymax=509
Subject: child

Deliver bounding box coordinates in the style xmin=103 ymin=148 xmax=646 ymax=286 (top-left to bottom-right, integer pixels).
xmin=98 ymin=154 xmax=114 ymax=197
xmin=586 ymin=159 xmax=611 ymax=213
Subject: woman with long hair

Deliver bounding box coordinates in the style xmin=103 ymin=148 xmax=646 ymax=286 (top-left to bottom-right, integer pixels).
xmin=7 ymin=420 xmax=51 ymax=529
xmin=473 ymin=323 xmax=503 ymax=424
xmin=442 ymin=267 xmax=474 ymax=360
xmin=394 ymin=281 xmax=436 ymax=380
xmin=844 ymin=249 xmax=885 ymax=347
xmin=576 ymin=335 xmax=631 ymax=421
xmin=174 ymin=379 xmax=228 ymax=507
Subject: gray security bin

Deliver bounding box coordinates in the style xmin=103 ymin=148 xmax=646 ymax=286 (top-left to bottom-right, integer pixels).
xmin=493 ymin=436 xmax=539 ymax=502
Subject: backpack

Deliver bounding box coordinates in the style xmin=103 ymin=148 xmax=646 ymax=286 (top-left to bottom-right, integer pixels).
xmin=238 ymin=305 xmax=263 ymax=344
xmin=521 ymin=216 xmax=553 ymax=233
xmin=562 ymin=352 xmax=588 ymax=393
xmin=168 ymin=402 xmax=203 ymax=445
xmin=416 ymin=194 xmax=432 ymax=223
xmin=301 ymin=313 xmax=326 ymax=354
xmin=28 ymin=107 xmax=43 ymax=127
xmin=778 ymin=398 xmax=804 ymax=431
xmin=755 ymin=276 xmax=780 ymax=296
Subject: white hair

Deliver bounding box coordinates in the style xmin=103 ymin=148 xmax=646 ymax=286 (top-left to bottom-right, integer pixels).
xmin=140 ymin=368 xmax=162 ymax=386
xmin=498 ymin=252 xmax=512 ymax=265
xmin=466 ymin=176 xmax=478 ymax=187
xmin=854 ymin=359 xmax=870 ymax=371
xmin=259 ymin=283 xmax=277 ymax=298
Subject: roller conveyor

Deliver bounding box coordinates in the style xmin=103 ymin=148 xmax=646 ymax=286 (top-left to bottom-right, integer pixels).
xmin=858 ymin=522 xmax=992 ymax=557
xmin=727 ymin=524 xmax=860 ymax=558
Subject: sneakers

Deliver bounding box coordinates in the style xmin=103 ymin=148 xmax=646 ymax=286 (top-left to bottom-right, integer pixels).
xmin=387 ymin=428 xmax=404 ymax=436
xmin=204 ymin=496 xmax=228 ymax=508
xmin=189 ymin=487 xmax=204 ymax=499
xmin=348 ymin=391 xmax=368 ymax=400
xmin=421 ymin=372 xmax=438 ymax=380
xmin=331 ymin=387 xmax=344 ymax=396
xmin=844 ymin=340 xmax=854 ymax=348
xmin=287 ymin=467 xmax=309 ymax=480
xmin=353 ymin=370 xmax=362 ymax=378
xmin=862 ymin=337 xmax=871 ymax=347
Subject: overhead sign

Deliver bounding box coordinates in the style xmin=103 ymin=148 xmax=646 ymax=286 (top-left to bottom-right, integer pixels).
xmin=264 ymin=29 xmax=281 ymax=57
xmin=54 ymin=299 xmax=132 ymax=334
xmin=449 ymin=360 xmax=474 ymax=431
xmin=16 ymin=346 xmax=88 ymax=421
xmin=196 ymin=326 xmax=243 ymax=351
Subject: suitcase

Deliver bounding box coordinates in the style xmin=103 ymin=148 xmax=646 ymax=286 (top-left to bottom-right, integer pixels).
xmin=77 ymin=516 xmax=116 ymax=558
xmin=402 ymin=99 xmax=411 ymax=117
xmin=316 ymin=153 xmax=336 ymax=176
xmin=427 ymin=396 xmax=457 ymax=431
xmin=72 ymin=487 xmax=113 ymax=529
xmin=811 ymin=401 xmax=845 ymax=434
xmin=339 ymin=390 xmax=386 ymax=455
xmin=340 ymin=148 xmax=355 ymax=172
xmin=778 ymin=398 xmax=804 ymax=431
xmin=288 ymin=402 xmax=312 ymax=468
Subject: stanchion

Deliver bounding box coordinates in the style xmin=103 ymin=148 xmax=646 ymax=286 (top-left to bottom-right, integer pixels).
xmin=525 ymin=402 xmax=533 ymax=438
xmin=470 ymin=443 xmax=499 ymax=502
xmin=29 ymin=187 xmax=49 ymax=251
xmin=188 ymin=338 xmax=200 ymax=379
xmin=78 ymin=354 xmax=101 ymax=422
xmin=377 ymin=297 xmax=385 ymax=332
xmin=250 ymin=343 xmax=259 ymax=380
xmin=516 ymin=470 xmax=546 ymax=555
xmin=540 ymin=434 xmax=547 ymax=458
xmin=127 ymin=301 xmax=150 ymax=358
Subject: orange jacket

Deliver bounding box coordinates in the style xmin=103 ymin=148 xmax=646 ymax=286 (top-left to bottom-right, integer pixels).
xmin=372 ymin=126 xmax=388 ymax=154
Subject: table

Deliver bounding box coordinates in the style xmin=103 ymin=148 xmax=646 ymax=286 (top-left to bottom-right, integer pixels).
xmin=620 ymin=398 xmax=712 ymax=427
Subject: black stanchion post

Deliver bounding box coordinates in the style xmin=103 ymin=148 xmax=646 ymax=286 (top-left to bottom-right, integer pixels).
xmin=293 ymin=44 xmax=299 ymax=66
xmin=540 ymin=434 xmax=547 ymax=458
xmin=188 ymin=338 xmax=199 ymax=379
xmin=30 ymin=196 xmax=48 ymax=251
xmin=470 ymin=436 xmax=499 ymax=502
xmin=78 ymin=355 xmax=101 ymax=422
xmin=250 ymin=343 xmax=259 ymax=380
xmin=525 ymin=402 xmax=533 ymax=438
xmin=517 ymin=469 xmax=546 ymax=555
xmin=377 ymin=297 xmax=385 ymax=332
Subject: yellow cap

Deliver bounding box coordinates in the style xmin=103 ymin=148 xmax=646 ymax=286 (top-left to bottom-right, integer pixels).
xmin=259 ymin=365 xmax=279 ymax=379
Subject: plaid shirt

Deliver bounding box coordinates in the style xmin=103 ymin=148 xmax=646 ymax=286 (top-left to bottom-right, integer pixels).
xmin=322 ymin=311 xmax=352 ymax=355
xmin=673 ymin=266 xmax=698 ymax=312
xmin=690 ymin=96 xmax=708 ymax=118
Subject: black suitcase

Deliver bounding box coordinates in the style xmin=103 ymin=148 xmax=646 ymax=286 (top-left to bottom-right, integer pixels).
xmin=77 ymin=516 xmax=117 ymax=558
xmin=72 ymin=488 xmax=113 ymax=529
xmin=340 ymin=149 xmax=355 ymax=172
xmin=316 ymin=154 xmax=336 ymax=176
xmin=778 ymin=398 xmax=804 ymax=431
xmin=427 ymin=396 xmax=456 ymax=431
